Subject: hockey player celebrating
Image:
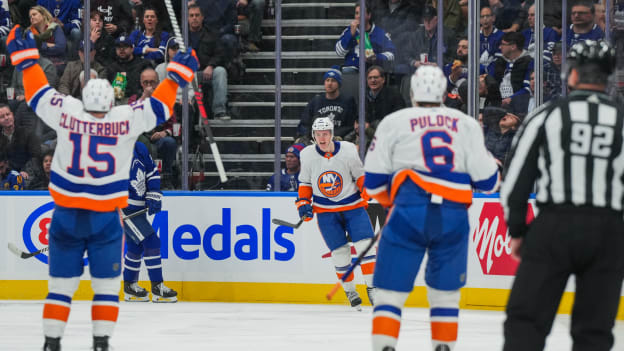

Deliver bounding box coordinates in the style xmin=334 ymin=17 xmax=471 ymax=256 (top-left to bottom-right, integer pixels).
xmin=123 ymin=142 xmax=177 ymax=303
xmin=364 ymin=66 xmax=500 ymax=351
xmin=297 ymin=116 xmax=376 ymax=310
xmin=5 ymin=25 xmax=197 ymax=351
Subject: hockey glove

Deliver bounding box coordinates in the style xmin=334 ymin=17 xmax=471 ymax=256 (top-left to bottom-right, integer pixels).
xmin=6 ymin=26 xmax=39 ymax=71
xmin=166 ymin=48 xmax=199 ymax=88
xmin=296 ymin=198 xmax=313 ymax=221
xmin=145 ymin=191 xmax=163 ymax=215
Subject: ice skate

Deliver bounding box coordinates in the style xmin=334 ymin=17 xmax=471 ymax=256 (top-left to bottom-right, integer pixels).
xmin=345 ymin=290 xmax=362 ymax=311
xmin=43 ymin=336 xmax=61 ymax=351
xmin=124 ymin=282 xmax=149 ymax=302
xmin=151 ymin=282 xmax=178 ymax=303
xmin=93 ymin=336 xmax=110 ymax=351
xmin=366 ymin=286 xmax=376 ymax=306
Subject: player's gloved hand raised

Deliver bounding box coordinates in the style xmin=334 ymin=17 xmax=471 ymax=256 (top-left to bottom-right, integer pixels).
xmin=145 ymin=191 xmax=163 ymax=215
xmin=6 ymin=26 xmax=39 ymax=71
xmin=296 ymin=198 xmax=313 ymax=222
xmin=166 ymin=48 xmax=199 ymax=88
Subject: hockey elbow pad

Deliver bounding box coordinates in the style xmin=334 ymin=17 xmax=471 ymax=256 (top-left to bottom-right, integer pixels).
xmin=296 ymin=198 xmax=313 ymax=221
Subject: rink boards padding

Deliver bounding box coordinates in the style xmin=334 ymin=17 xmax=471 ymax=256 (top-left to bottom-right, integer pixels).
xmin=1 ymin=191 xmax=623 ymax=320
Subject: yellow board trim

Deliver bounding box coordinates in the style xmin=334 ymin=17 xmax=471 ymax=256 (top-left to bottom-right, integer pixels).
xmin=1 ymin=280 xmax=622 ymax=320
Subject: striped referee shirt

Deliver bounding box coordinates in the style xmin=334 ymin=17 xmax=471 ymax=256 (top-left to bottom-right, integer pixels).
xmin=500 ymin=89 xmax=624 ymax=238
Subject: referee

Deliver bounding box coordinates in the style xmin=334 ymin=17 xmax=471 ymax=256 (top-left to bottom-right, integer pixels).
xmin=501 ymin=40 xmax=624 ymax=351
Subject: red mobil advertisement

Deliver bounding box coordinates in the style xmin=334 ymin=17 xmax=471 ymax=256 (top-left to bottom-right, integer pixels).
xmin=472 ymin=201 xmax=535 ymax=276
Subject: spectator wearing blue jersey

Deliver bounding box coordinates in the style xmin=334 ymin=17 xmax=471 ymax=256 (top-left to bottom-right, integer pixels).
xmin=28 ymin=5 xmax=67 ymax=75
xmin=266 ymin=143 xmax=304 ymax=192
xmin=480 ymin=5 xmax=504 ymax=66
xmin=522 ymin=4 xmax=561 ymax=60
xmin=129 ymin=6 xmax=169 ymax=65
xmin=567 ymin=0 xmax=604 ymax=47
xmin=335 ymin=4 xmax=395 ymax=73
xmin=0 ymin=5 xmax=12 ymax=51
xmin=122 ymin=141 xmax=178 ymax=302
xmin=487 ymin=32 xmax=533 ymax=105
xmin=0 ymin=152 xmax=24 ymax=191
xmin=37 ymin=0 xmax=81 ymax=57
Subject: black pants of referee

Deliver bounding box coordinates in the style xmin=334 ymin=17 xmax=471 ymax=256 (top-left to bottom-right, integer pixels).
xmin=503 ymin=206 xmax=624 ymax=351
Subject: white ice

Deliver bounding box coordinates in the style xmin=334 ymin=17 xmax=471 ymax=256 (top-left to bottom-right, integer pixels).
xmin=1 ymin=301 xmax=623 ymax=350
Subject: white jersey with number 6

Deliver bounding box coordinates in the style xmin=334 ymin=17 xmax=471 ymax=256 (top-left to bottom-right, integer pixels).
xmin=364 ymin=105 xmax=500 ymax=205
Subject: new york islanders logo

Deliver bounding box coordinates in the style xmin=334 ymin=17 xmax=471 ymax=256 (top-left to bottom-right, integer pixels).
xmin=317 ymin=171 xmax=343 ymax=198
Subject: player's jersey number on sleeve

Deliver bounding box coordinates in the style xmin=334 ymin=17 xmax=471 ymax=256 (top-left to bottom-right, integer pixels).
xmin=67 ymin=133 xmax=118 ymax=178
xmin=421 ymin=131 xmax=455 ymax=172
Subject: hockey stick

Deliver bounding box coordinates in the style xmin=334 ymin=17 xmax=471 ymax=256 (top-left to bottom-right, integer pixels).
xmin=6 ymin=208 xmax=150 ymax=259
xmin=163 ymin=0 xmax=228 ymax=183
xmin=326 ymin=231 xmax=381 ymax=301
xmin=271 ymin=218 xmax=304 ymax=229
xmin=122 ymin=207 xmax=150 ymax=221
xmin=7 ymin=242 xmax=48 ymax=259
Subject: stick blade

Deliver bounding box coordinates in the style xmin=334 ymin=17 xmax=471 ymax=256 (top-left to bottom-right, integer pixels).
xmin=7 ymin=242 xmax=23 ymax=258
xmin=271 ymin=218 xmax=301 ymax=228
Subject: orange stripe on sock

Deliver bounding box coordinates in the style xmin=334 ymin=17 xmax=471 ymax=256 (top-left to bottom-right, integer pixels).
xmin=92 ymin=305 xmax=119 ymax=322
xmin=336 ymin=272 xmax=354 ymax=282
xmin=43 ymin=304 xmax=70 ymax=322
xmin=372 ymin=316 xmax=401 ymax=338
xmin=431 ymin=322 xmax=458 ymax=342
xmin=361 ymin=261 xmax=376 ymax=275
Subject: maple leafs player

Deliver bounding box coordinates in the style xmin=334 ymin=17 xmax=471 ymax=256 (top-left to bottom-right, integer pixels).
xmin=364 ymin=66 xmax=500 ymax=351
xmin=5 ymin=25 xmax=197 ymax=351
xmin=297 ymin=117 xmax=376 ymax=310
xmin=123 ymin=142 xmax=177 ymax=303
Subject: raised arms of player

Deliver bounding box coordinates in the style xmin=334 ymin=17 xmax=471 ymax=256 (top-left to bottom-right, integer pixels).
xmin=6 ymin=25 xmax=198 ymax=132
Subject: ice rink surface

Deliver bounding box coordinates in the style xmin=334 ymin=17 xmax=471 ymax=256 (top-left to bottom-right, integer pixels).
xmin=1 ymin=301 xmax=623 ymax=351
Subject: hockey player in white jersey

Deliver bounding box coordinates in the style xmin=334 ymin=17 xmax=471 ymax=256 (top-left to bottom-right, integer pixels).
xmin=297 ymin=117 xmax=376 ymax=310
xmin=6 ymin=25 xmax=198 ymax=351
xmin=364 ymin=66 xmax=500 ymax=351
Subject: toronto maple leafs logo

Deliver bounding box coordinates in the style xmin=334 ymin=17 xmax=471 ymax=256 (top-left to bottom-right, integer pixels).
xmin=130 ymin=160 xmax=146 ymax=197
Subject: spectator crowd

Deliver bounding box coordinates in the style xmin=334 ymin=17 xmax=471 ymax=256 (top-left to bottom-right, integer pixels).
xmin=0 ymin=0 xmax=622 ymax=190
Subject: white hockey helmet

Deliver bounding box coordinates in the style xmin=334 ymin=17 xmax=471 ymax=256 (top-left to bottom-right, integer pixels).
xmin=311 ymin=116 xmax=334 ymax=142
xmin=82 ymin=79 xmax=115 ymax=113
xmin=410 ymin=65 xmax=447 ymax=105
